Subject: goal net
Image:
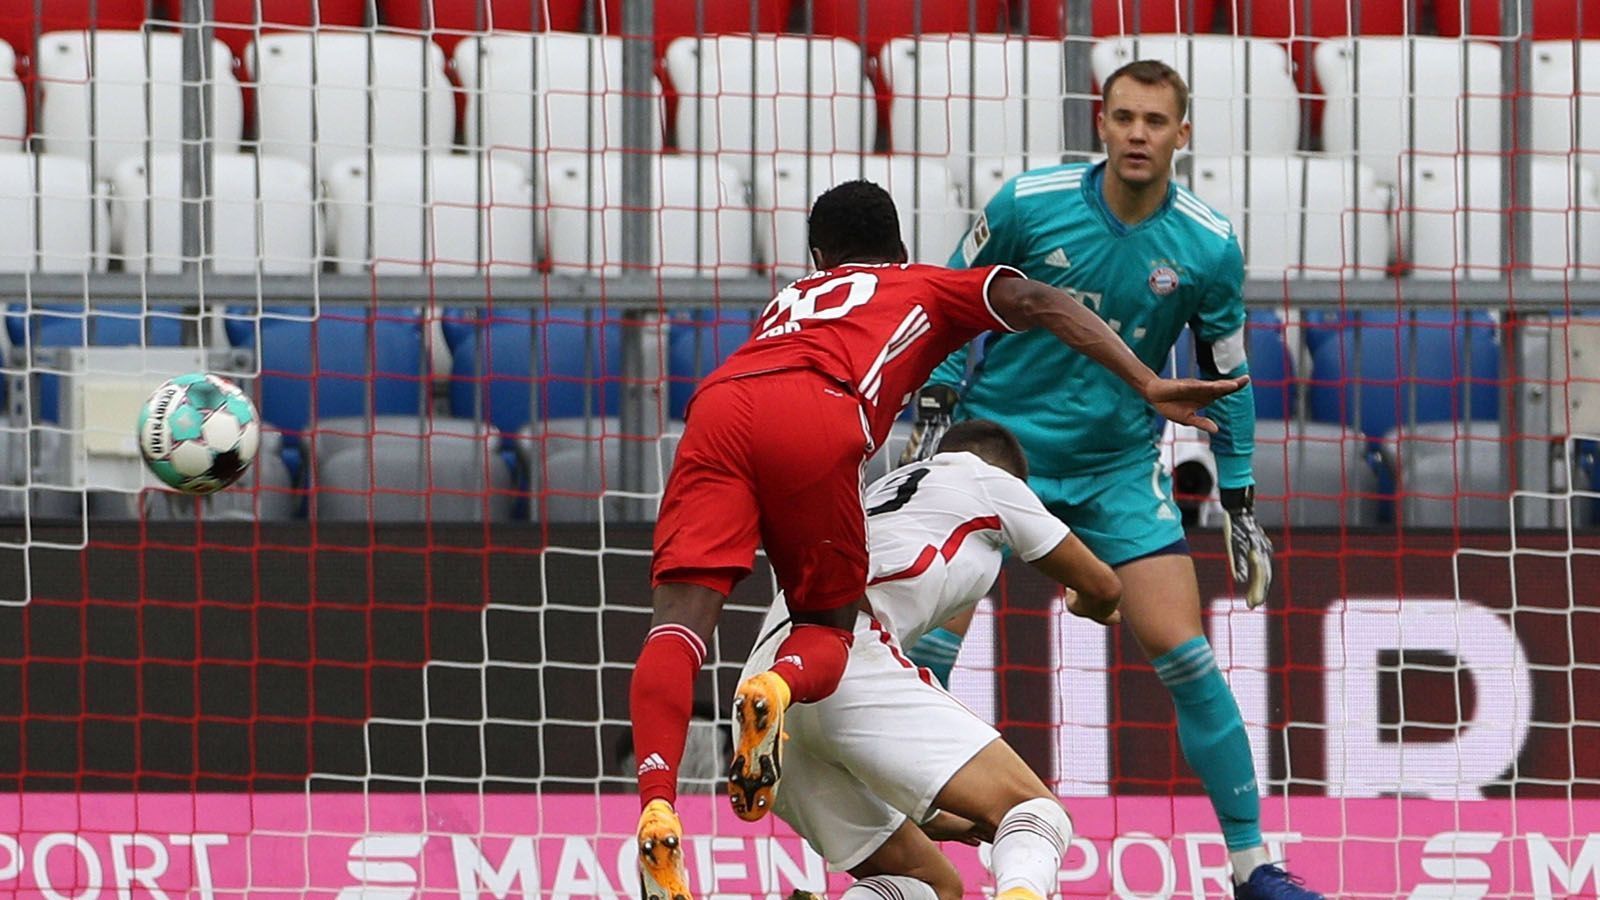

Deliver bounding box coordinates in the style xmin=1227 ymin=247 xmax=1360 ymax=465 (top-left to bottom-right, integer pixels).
xmin=0 ymin=2 xmax=1595 ymax=898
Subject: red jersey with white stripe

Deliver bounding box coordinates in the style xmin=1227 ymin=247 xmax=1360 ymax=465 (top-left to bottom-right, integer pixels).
xmin=748 ymin=451 xmax=1070 ymax=660
xmin=698 ymin=263 xmax=1022 ymax=448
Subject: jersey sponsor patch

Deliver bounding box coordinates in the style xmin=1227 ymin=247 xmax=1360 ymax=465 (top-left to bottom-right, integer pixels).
xmin=960 ymin=213 xmax=991 ymax=264
xmin=1148 ymin=265 xmax=1180 ymax=296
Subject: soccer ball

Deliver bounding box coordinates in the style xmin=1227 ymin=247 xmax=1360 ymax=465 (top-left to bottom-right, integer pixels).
xmin=137 ymin=373 xmax=260 ymax=494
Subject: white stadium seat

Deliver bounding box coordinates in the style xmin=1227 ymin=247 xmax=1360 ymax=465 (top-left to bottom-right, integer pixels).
xmin=1090 ymin=35 xmax=1299 ymax=157
xmin=965 ymin=154 xmax=1076 ymax=212
xmin=1186 ymin=155 xmax=1392 ymax=278
xmin=753 ymin=153 xmax=966 ymax=277
xmin=666 ymin=35 xmax=875 ymax=179
xmin=323 ymin=153 xmax=538 ymax=276
xmin=455 ymin=32 xmax=664 ymax=166
xmin=1529 ymin=40 xmax=1600 ymax=174
xmin=879 ymin=35 xmax=1065 ymax=193
xmin=0 ymin=40 xmax=26 ymax=151
xmin=35 ymin=31 xmax=243 ymax=176
xmin=0 ymin=155 xmax=107 ymax=272
xmin=1316 ymin=37 xmax=1503 ymax=186
xmin=111 ymin=153 xmax=319 ymax=273
xmin=1399 ymin=154 xmax=1600 ymax=281
xmin=540 ymin=151 xmax=754 ymax=277
xmin=251 ymin=32 xmax=454 ymax=171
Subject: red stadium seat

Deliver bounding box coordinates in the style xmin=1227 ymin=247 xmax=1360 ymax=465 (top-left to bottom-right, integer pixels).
xmin=808 ymin=0 xmax=1006 ymax=55
xmin=1022 ymin=0 xmax=1217 ymax=37
xmin=602 ymin=0 xmax=792 ymax=53
xmin=380 ymin=0 xmax=585 ymax=56
xmin=1436 ymin=0 xmax=1600 ymax=39
xmin=187 ymin=0 xmax=368 ymax=60
xmin=0 ymin=0 xmax=148 ymax=74
xmin=1236 ymin=0 xmax=1413 ymax=37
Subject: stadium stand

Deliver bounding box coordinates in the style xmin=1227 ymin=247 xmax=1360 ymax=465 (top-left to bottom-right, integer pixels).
xmin=878 ymin=35 xmax=1065 ymax=193
xmin=35 ymin=30 xmax=242 ymax=175
xmin=322 ymin=152 xmax=537 ymax=275
xmin=110 ymin=152 xmax=319 ymax=274
xmin=310 ymin=414 xmax=515 ymax=521
xmin=1436 ymin=0 xmax=1600 ymax=38
xmin=1251 ymin=419 xmax=1382 ymax=525
xmin=447 ymin=308 xmax=623 ymax=433
xmin=0 ymin=154 xmax=106 ymax=273
xmin=666 ymin=308 xmax=754 ymax=419
xmin=166 ymin=0 xmax=368 ymax=60
xmin=250 ymin=30 xmax=453 ymax=169
xmin=381 ymin=0 xmax=583 ymax=55
xmin=603 ymin=0 xmax=790 ymax=52
xmin=805 ymin=0 xmax=1006 ymax=54
xmin=1530 ymin=40 xmax=1600 ymax=177
xmin=1022 ymin=0 xmax=1219 ymax=36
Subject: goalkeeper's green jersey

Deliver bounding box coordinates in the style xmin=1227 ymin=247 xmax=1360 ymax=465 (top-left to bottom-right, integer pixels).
xmin=930 ymin=161 xmax=1257 ymax=487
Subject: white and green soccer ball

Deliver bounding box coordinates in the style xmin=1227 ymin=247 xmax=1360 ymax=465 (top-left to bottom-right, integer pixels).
xmin=137 ymin=373 xmax=260 ymax=494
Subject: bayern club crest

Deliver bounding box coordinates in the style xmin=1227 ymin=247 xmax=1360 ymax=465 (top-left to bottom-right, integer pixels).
xmin=1148 ymin=265 xmax=1180 ymax=296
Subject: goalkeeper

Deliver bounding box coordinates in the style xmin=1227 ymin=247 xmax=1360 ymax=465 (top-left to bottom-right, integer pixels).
xmin=905 ymin=60 xmax=1319 ymax=900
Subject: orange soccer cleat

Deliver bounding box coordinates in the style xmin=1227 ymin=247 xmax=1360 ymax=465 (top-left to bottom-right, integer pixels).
xmin=728 ymin=671 xmax=791 ymax=822
xmin=637 ymin=799 xmax=691 ymax=900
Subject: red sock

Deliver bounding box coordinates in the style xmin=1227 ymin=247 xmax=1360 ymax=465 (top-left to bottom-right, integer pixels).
xmin=630 ymin=624 xmax=707 ymax=809
xmin=768 ymin=623 xmax=853 ymax=703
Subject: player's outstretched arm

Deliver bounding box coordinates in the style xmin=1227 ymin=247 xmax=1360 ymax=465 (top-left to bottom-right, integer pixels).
xmin=1027 ymin=533 xmax=1122 ymax=625
xmin=986 ymin=276 xmax=1248 ymax=434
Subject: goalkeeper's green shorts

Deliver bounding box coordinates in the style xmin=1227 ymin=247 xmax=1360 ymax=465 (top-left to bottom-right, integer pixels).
xmin=1027 ymin=459 xmax=1186 ymax=567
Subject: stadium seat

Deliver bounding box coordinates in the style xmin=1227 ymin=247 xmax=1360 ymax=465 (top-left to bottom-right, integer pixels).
xmin=448 ymin=308 xmax=622 ymax=434
xmin=250 ymin=31 xmax=453 ymax=170
xmin=1398 ymin=154 xmax=1600 ymax=281
xmin=110 ymin=153 xmax=319 ymax=273
xmin=454 ymin=33 xmax=663 ymax=164
xmin=1089 ymin=35 xmax=1299 ymax=157
xmin=1236 ymin=0 xmax=1414 ymax=36
xmin=878 ymin=35 xmax=1064 ymax=194
xmin=965 ymin=154 xmax=1070 ymax=211
xmin=753 ymin=152 xmax=966 ymax=277
xmin=225 ymin=310 xmax=429 ymax=440
xmin=665 ymin=35 xmax=874 ymax=180
xmin=0 ymin=0 xmax=147 ymax=81
xmin=1379 ymin=421 xmax=1510 ymax=528
xmin=381 ymin=0 xmax=584 ymax=56
xmin=0 ymin=40 xmax=24 ymax=149
xmin=1185 ymin=155 xmax=1391 ymax=278
xmin=310 ymin=414 xmax=515 ymax=522
xmin=518 ymin=420 xmax=677 ymax=522
xmin=322 ymin=152 xmax=537 ymax=276
xmin=6 ymin=304 xmax=188 ymax=425
xmin=540 ymin=151 xmax=753 ymax=277
xmin=0 ymin=154 xmax=107 ymax=273
xmin=1251 ymin=419 xmax=1382 ymax=526
xmin=35 ymin=31 xmax=243 ymax=176
xmin=666 ymin=308 xmax=754 ymax=419
xmin=1022 ymin=0 xmax=1219 ymax=37
xmin=602 ymin=0 xmax=791 ymax=54
xmin=1530 ymin=41 xmax=1600 ymax=177
xmin=163 ymin=0 xmax=368 ymax=61
xmin=1315 ymin=37 xmax=1502 ymax=187
xmin=1437 ymin=0 xmax=1600 ymax=39
xmin=807 ymin=0 xmax=1005 ymax=54
xmin=1167 ymin=313 xmax=1296 ymax=420
xmin=1307 ymin=311 xmax=1500 ymax=438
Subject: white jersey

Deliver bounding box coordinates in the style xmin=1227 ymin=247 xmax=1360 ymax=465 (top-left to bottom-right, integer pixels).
xmin=749 ymin=451 xmax=1069 ymax=662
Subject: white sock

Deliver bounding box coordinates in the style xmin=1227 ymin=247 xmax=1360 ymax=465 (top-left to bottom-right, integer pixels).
xmin=1230 ymin=846 xmax=1272 ymax=884
xmin=991 ymin=797 xmax=1072 ymax=897
xmin=841 ymin=874 xmax=939 ymax=900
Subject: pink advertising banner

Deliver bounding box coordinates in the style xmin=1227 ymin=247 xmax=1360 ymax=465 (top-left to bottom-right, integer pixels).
xmin=0 ymin=794 xmax=1595 ymax=899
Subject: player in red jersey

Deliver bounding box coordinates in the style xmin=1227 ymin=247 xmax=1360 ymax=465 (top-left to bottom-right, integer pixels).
xmin=633 ymin=180 xmax=1247 ymax=900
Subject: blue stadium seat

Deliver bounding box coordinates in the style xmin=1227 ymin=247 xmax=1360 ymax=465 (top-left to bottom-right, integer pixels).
xmin=667 ymin=309 xmax=754 ymax=420
xmin=447 ymin=308 xmax=622 ymax=435
xmin=7 ymin=304 xmax=188 ymax=421
xmin=225 ymin=308 xmax=428 ymax=438
xmin=1307 ymin=311 xmax=1500 ymax=437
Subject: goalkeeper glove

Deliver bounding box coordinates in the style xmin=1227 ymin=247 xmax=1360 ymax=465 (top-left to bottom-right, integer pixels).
xmin=898 ymin=385 xmax=959 ymax=466
xmin=1220 ymin=485 xmax=1273 ymax=609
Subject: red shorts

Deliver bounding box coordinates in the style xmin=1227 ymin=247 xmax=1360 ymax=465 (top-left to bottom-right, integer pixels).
xmin=652 ymin=368 xmax=872 ymax=613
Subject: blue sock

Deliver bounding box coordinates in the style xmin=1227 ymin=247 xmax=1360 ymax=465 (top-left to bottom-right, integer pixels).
xmin=1152 ymin=636 xmax=1262 ymax=851
xmin=905 ymin=627 xmax=963 ymax=688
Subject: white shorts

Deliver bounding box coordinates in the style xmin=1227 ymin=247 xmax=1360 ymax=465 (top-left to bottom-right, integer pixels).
xmin=741 ymin=612 xmax=1000 ymax=872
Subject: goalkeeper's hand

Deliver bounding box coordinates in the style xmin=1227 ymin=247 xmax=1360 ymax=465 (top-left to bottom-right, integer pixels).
xmin=898 ymin=385 xmax=959 ymax=466
xmin=1221 ymin=486 xmax=1273 ymax=609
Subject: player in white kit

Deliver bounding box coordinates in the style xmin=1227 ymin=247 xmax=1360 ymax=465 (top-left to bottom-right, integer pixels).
xmin=739 ymin=420 xmax=1123 ymax=900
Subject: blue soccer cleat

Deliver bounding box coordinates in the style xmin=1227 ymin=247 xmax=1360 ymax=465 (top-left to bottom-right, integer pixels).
xmin=1234 ymin=865 xmax=1326 ymax=900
